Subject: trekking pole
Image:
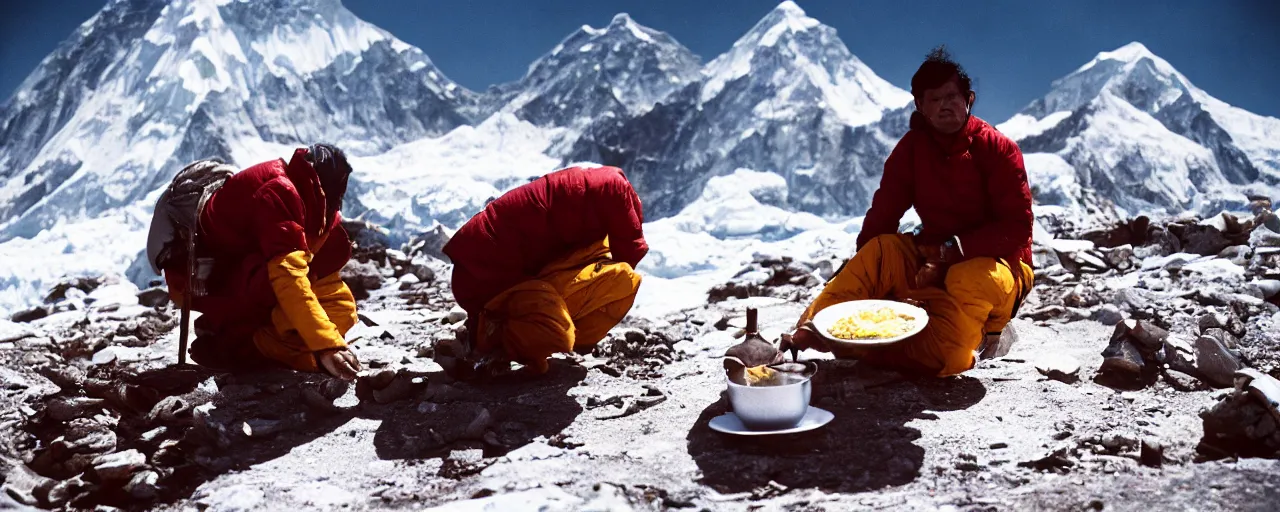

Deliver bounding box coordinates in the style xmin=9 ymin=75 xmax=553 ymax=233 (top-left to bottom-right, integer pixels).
xmin=178 ymin=228 xmax=195 ymax=365
xmin=178 ymin=291 xmax=191 ymax=365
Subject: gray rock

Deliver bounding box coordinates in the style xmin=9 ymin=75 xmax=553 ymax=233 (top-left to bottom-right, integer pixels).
xmin=1250 ymin=225 xmax=1280 ymax=248
xmin=136 ymin=287 xmax=171 ymax=308
xmin=1193 ymin=335 xmax=1244 ymax=388
xmin=1103 ymin=244 xmax=1135 ymax=270
xmin=92 ymin=449 xmax=145 ymax=482
xmin=1252 ymin=279 xmax=1280 ymax=300
xmin=406 ymin=225 xmax=452 ymax=262
xmin=126 ymin=470 xmax=160 ymax=499
xmin=445 ymin=306 xmax=467 ymax=325
xmin=196 ymin=485 xmax=266 ymax=512
xmin=408 ymin=259 xmax=436 ymax=283
xmin=45 ymin=397 xmax=106 ymax=422
xmin=1035 ymin=354 xmax=1081 ymax=383
xmin=1093 ymin=304 xmax=1125 ymax=326
xmin=813 ymin=259 xmax=835 ymax=282
xmin=1032 ymin=244 xmax=1062 ymax=270
xmin=1064 ymin=285 xmax=1102 ymax=308
xmin=1113 ymin=288 xmax=1156 ymax=313
xmin=1074 ymin=250 xmax=1109 ymax=271
xmin=1140 ymin=438 xmax=1164 ymax=467
xmin=1102 ymin=432 xmax=1138 ymax=451
xmin=1180 ymin=224 xmax=1232 ymax=256
xmin=1218 ymin=245 xmax=1253 ymax=265
xmin=1202 ymin=328 xmax=1240 ymax=349
xmin=465 ymin=408 xmax=494 ymax=439
xmin=341 ymin=259 xmax=383 ymax=300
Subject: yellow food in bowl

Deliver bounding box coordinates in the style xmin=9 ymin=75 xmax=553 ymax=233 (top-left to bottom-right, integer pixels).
xmin=744 ymin=365 xmax=778 ymax=386
xmin=827 ymin=307 xmax=917 ymax=340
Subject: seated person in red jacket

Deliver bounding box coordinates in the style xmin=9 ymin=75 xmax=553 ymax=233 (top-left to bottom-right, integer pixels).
xmin=438 ymin=165 xmax=649 ymax=379
xmin=782 ymin=46 xmax=1035 ymax=376
xmin=160 ymin=145 xmax=363 ymax=380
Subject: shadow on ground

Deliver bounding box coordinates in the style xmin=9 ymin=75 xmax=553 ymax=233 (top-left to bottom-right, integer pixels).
xmin=18 ymin=363 xmax=358 ymax=510
xmin=686 ymin=361 xmax=987 ymax=496
xmin=362 ymin=360 xmax=587 ymax=463
xmin=148 ymin=367 xmax=358 ymax=508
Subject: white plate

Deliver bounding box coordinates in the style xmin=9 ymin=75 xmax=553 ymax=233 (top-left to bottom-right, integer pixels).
xmin=811 ymin=299 xmax=929 ymax=346
xmin=708 ymin=406 xmax=834 ymax=436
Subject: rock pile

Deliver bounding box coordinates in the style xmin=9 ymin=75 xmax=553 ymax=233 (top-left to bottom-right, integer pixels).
xmin=1024 ymin=206 xmax=1280 ymax=378
xmin=707 ymin=253 xmax=835 ymax=303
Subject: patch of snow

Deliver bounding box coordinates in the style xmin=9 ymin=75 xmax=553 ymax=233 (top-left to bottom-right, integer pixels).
xmin=419 ymin=486 xmax=583 ymax=511
xmin=0 ymin=212 xmax=149 ymax=316
xmin=997 ymin=111 xmax=1072 ymax=140
xmin=1181 ymin=258 xmax=1245 ymax=280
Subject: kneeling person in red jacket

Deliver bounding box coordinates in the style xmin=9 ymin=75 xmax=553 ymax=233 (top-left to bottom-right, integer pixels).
xmin=440 ymin=165 xmax=649 ymax=378
xmin=160 ymin=145 xmax=363 ymax=380
xmin=783 ymin=47 xmax=1035 ymax=377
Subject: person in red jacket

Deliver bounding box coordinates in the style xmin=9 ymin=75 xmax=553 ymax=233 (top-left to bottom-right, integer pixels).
xmin=160 ymin=145 xmax=363 ymax=380
xmin=438 ymin=165 xmax=648 ymax=379
xmin=782 ymin=46 xmax=1035 ymax=376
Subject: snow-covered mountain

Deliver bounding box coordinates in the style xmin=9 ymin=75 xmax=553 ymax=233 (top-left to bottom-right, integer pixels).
xmin=564 ymin=1 xmax=914 ymax=219
xmin=0 ymin=0 xmax=477 ymax=242
xmin=479 ymin=13 xmax=702 ymax=132
xmin=1000 ymin=42 xmax=1280 ymax=219
xmin=3 ymin=1 xmax=1280 ymax=317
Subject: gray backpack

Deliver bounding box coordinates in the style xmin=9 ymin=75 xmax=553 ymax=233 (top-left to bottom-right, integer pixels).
xmin=145 ymin=158 xmax=236 ymax=364
xmin=145 ymin=159 xmax=236 ymax=281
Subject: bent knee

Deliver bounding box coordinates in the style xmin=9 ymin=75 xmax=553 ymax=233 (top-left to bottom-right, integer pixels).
xmin=944 ymin=257 xmax=1006 ymax=290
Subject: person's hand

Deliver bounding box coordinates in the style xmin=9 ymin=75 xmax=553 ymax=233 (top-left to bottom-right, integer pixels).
xmin=317 ymin=348 xmax=361 ymax=381
xmin=916 ymin=241 xmax=942 ymax=261
xmin=899 ymin=297 xmax=926 ymax=309
xmin=779 ymin=322 xmax=831 ymax=354
xmin=914 ymin=261 xmax=944 ymax=289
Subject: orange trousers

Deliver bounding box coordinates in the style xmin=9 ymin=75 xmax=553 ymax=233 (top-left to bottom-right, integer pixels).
xmin=798 ymin=234 xmax=1033 ymax=376
xmin=474 ymin=238 xmax=642 ymax=374
xmin=252 ymin=269 xmax=359 ymax=372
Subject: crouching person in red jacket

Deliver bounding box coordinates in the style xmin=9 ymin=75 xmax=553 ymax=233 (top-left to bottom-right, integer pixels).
xmin=439 ymin=165 xmax=649 ymax=379
xmin=157 ymin=145 xmax=363 ymax=380
xmin=783 ymin=46 xmax=1035 ymax=377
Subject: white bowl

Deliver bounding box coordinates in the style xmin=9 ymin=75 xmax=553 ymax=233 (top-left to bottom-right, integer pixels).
xmin=724 ymin=362 xmax=817 ymax=431
xmin=811 ymin=299 xmax=929 ymax=347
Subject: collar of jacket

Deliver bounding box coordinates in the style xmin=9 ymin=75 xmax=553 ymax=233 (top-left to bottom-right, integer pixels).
xmin=909 ymin=111 xmax=982 ymax=157
xmin=284 ymin=148 xmax=334 ymax=243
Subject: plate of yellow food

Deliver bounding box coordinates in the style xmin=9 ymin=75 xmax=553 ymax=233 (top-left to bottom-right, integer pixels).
xmin=810 ymin=300 xmax=928 ymax=346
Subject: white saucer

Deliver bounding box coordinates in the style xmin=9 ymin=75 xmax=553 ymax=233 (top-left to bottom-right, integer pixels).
xmin=708 ymin=406 xmax=834 ymax=436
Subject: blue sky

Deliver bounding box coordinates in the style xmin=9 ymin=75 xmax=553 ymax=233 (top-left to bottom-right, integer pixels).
xmin=2 ymin=0 xmax=1277 ymax=122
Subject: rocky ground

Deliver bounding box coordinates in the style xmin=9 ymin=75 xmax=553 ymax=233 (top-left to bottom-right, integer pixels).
xmin=1 ymin=210 xmax=1279 ymax=511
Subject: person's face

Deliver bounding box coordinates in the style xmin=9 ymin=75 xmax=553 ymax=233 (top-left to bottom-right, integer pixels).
xmin=916 ymin=79 xmax=974 ymax=134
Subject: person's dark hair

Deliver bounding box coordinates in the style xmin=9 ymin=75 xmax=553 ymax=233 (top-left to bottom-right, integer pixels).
xmin=910 ymin=45 xmax=973 ymax=100
xmin=308 ymin=143 xmax=352 ymax=213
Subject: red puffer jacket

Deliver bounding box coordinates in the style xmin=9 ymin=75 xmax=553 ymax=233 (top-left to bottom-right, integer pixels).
xmin=164 ymin=148 xmax=350 ymax=325
xmin=443 ymin=165 xmax=648 ymax=315
xmin=857 ymin=113 xmax=1034 ymax=268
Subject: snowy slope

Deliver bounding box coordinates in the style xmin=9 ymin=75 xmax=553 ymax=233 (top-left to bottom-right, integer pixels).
xmin=565 ymin=1 xmax=913 ymax=220
xmin=633 ymin=169 xmax=863 ymax=317
xmin=1000 ymin=42 xmax=1280 ymax=218
xmin=0 ymin=0 xmax=477 ymax=242
xmin=345 ymin=113 xmax=565 ymax=240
